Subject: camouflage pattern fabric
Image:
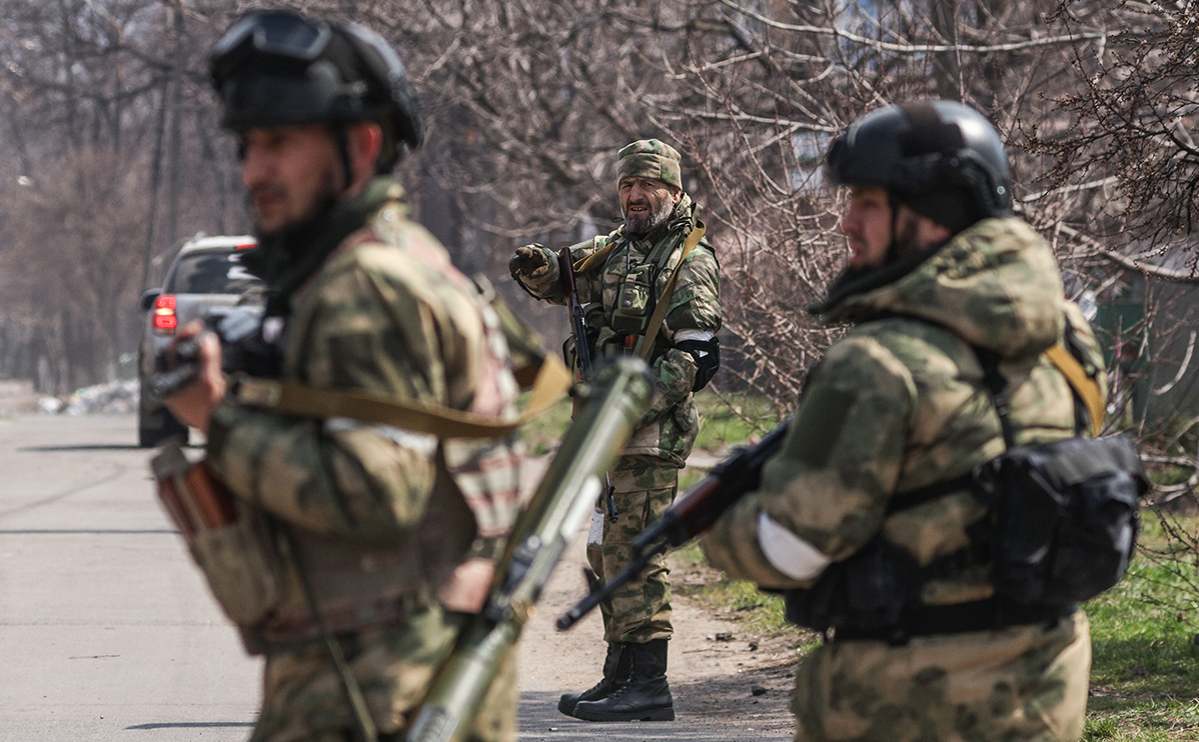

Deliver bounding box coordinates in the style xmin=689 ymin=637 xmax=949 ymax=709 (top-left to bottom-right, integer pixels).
xmin=252 ymin=606 xmax=516 ymax=742
xmin=514 ymin=192 xmax=722 ymax=467
xmin=204 ymin=179 xmax=524 ymax=741
xmin=513 ymin=180 xmax=720 ymax=643
xmin=616 ymin=139 xmax=682 ymax=189
xmin=585 ymin=455 xmax=678 ymax=643
xmin=791 ymin=613 xmax=1091 ymax=742
xmin=702 ymin=217 xmax=1103 ymax=740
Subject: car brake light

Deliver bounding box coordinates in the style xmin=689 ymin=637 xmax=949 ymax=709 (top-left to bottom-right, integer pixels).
xmin=235 ymin=242 xmax=256 ymax=250
xmin=153 ymin=295 xmax=178 ymax=332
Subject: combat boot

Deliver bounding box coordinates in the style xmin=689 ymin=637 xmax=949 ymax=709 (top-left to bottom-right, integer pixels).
xmin=558 ymin=642 xmax=630 ymax=716
xmin=570 ymin=638 xmax=674 ymax=722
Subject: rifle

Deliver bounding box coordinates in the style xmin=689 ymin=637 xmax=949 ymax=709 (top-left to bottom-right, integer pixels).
xmin=148 ymin=305 xmax=269 ymax=400
xmin=558 ymin=247 xmax=594 ymax=377
xmin=406 ymin=356 xmax=653 ymax=742
xmin=557 ymin=420 xmax=791 ymax=631
xmin=557 ymin=246 xmax=618 ymax=523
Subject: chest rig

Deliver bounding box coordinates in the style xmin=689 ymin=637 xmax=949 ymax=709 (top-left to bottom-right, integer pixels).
xmin=580 ymin=214 xmax=707 ymax=363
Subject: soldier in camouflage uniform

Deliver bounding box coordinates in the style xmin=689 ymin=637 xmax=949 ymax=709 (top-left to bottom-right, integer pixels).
xmin=165 ymin=10 xmax=529 ymax=742
xmin=702 ymin=100 xmax=1102 ymax=742
xmin=509 ymin=140 xmax=722 ymax=722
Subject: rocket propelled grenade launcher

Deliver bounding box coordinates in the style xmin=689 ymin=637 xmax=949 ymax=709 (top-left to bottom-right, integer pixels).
xmin=406 ymin=356 xmax=653 ymax=742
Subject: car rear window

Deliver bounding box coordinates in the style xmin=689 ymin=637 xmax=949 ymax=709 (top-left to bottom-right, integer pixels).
xmin=167 ymin=251 xmax=261 ymax=294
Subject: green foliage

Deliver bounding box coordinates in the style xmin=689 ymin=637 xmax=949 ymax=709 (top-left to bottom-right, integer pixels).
xmin=671 ymin=541 xmax=793 ymax=637
xmin=518 ymin=390 xmax=778 ymax=459
xmin=518 ymin=397 xmax=574 ymax=456
xmin=693 ymin=390 xmax=783 ymax=453
xmin=1081 ymin=512 xmax=1199 ymax=740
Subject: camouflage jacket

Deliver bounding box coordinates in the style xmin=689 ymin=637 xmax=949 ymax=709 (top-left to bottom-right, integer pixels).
xmin=703 ymin=218 xmax=1107 ymax=606
xmin=515 ymin=194 xmax=722 ymax=466
xmin=205 ymin=179 xmax=527 ymax=641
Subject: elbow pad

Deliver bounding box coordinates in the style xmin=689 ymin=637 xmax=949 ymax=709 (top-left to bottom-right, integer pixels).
xmin=675 ymin=336 xmax=720 ymax=391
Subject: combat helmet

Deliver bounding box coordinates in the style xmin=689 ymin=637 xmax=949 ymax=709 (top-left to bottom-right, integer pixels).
xmin=208 ymin=9 xmax=423 ymax=172
xmin=826 ymin=100 xmax=1012 ymax=233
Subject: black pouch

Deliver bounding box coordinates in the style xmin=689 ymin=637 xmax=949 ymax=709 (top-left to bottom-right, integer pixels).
xmin=979 ymin=433 xmax=1145 ymax=606
xmin=783 ymin=536 xmax=922 ymax=639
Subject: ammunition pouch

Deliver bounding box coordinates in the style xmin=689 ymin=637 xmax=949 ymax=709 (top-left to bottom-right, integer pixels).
xmin=978 ymin=433 xmax=1144 ymax=606
xmin=611 ymin=262 xmax=655 ymax=334
xmin=782 ymin=536 xmax=923 ymax=643
xmin=151 ymin=442 xmax=285 ymax=630
xmin=675 ymin=337 xmax=720 ymax=391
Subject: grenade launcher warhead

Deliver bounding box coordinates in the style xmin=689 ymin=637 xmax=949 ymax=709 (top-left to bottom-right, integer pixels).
xmin=406 ymin=356 xmax=653 ymax=742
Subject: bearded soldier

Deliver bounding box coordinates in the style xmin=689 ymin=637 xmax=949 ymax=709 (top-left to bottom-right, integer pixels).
xmin=703 ymin=100 xmax=1103 ymax=741
xmin=164 ymin=10 xmax=534 ymax=741
xmin=509 ymin=140 xmax=722 ymax=722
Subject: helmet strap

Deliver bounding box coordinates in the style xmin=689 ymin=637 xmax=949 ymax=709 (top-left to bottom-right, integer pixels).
xmin=331 ymin=123 xmax=356 ymax=197
xmin=885 ymin=192 xmax=904 ymax=264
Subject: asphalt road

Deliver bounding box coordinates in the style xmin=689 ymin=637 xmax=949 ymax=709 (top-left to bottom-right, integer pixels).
xmin=0 ymin=413 xmax=259 ymax=741
xmin=0 ymin=412 xmax=793 ymax=741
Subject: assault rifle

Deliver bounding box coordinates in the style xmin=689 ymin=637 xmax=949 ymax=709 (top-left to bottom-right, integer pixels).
xmin=558 ymin=246 xmax=618 ymax=523
xmin=406 ymin=356 xmax=653 ymax=742
xmin=147 ymin=305 xmax=269 ymax=400
xmin=559 ymin=247 xmax=594 ymax=377
xmin=557 ymin=420 xmax=791 ymax=631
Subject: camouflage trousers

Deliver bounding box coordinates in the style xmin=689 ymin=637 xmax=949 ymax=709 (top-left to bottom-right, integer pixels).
xmin=791 ymin=611 xmax=1091 ymax=742
xmin=251 ymin=605 xmax=516 ymax=742
xmin=585 ymin=454 xmax=678 ymax=644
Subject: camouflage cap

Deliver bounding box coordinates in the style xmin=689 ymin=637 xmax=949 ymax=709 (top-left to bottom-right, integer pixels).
xmin=617 ymin=139 xmax=682 ymax=190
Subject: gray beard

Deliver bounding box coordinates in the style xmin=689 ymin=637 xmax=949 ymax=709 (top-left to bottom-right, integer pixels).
xmin=624 ymin=198 xmax=674 ymax=236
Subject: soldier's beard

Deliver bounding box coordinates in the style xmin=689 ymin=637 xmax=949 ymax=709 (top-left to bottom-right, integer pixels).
xmin=624 ymin=197 xmax=674 ymax=236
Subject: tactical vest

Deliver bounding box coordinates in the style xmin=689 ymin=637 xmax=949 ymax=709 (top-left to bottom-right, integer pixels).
xmin=259 ymin=206 xmax=529 ymax=643
xmin=783 ymin=311 xmax=1140 ymax=643
xmin=578 ymin=205 xmax=709 ymax=362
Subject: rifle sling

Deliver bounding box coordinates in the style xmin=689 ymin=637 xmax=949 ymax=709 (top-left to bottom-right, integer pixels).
xmin=633 ymin=221 xmax=706 ymax=361
xmin=569 ymin=220 xmax=708 ymax=362
xmin=232 ymin=352 xmax=571 ymax=438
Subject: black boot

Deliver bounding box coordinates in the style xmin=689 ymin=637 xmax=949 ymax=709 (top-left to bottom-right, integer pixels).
xmin=558 ymin=642 xmax=630 ymax=716
xmin=570 ymin=639 xmax=674 ymax=722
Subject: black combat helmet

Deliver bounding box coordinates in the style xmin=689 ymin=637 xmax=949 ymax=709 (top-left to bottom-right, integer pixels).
xmin=208 ymin=9 xmax=423 ymax=172
xmin=826 ymin=100 xmax=1012 ymax=233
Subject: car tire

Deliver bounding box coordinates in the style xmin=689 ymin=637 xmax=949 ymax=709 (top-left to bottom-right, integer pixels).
xmin=138 ymin=405 xmax=189 ymax=448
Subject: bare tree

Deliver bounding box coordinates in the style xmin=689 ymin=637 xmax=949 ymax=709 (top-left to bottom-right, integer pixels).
xmin=0 ymin=0 xmax=1194 ymax=428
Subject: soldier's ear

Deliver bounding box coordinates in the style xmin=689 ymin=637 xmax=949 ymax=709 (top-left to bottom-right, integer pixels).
xmin=345 ymin=121 xmax=384 ymax=187
xmin=670 ymin=186 xmax=682 ymax=205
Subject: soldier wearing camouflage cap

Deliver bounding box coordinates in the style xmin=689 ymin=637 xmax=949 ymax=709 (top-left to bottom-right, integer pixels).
xmin=510 ymin=139 xmax=722 ymax=722
xmin=702 ymin=100 xmax=1102 ymax=741
xmin=165 ymin=9 xmax=535 ymax=741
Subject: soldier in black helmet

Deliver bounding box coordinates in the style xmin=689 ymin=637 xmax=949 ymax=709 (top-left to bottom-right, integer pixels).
xmin=702 ymin=100 xmax=1105 ymax=741
xmin=165 ymin=9 xmax=533 ymax=742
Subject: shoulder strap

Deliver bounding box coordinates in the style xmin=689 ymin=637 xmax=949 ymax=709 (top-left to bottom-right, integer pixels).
xmin=232 ymin=351 xmax=572 ymax=439
xmin=632 ymin=221 xmax=707 ymax=361
xmin=1045 ymin=344 xmax=1105 ymax=436
xmin=571 ymin=236 xmax=615 ymax=276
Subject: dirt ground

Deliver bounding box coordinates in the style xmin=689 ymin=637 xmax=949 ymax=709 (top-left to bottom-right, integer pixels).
xmin=516 ymin=517 xmax=809 ymax=739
